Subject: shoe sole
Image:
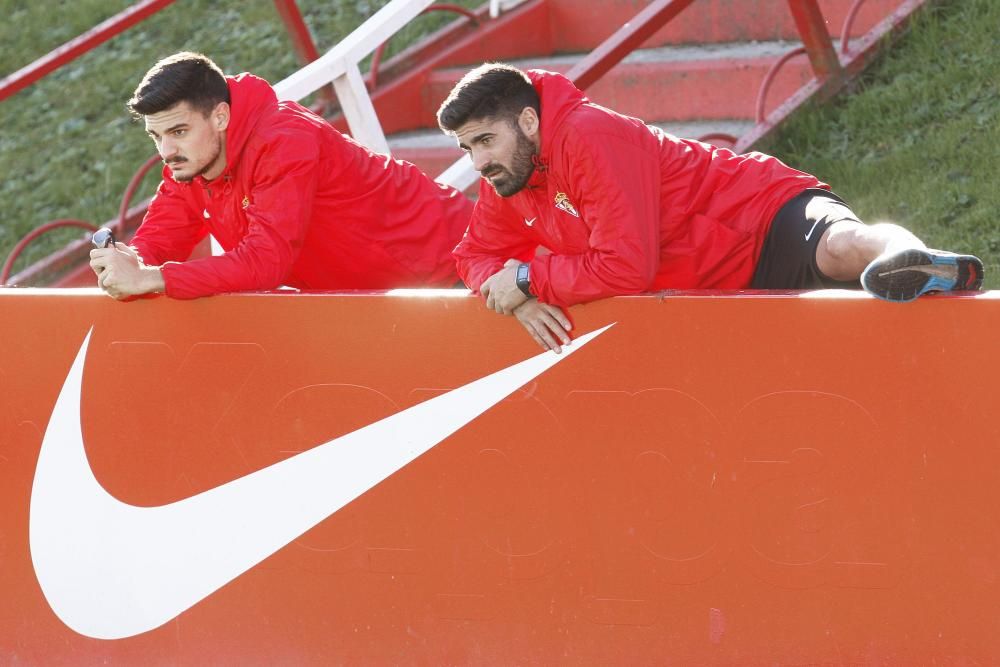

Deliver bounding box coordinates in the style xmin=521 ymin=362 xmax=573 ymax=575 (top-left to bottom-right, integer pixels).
xmin=861 ymin=249 xmax=984 ymax=302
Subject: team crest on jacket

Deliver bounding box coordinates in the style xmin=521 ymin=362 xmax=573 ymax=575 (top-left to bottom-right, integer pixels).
xmin=242 ymin=196 xmax=250 ymax=210
xmin=554 ymin=192 xmax=579 ymax=217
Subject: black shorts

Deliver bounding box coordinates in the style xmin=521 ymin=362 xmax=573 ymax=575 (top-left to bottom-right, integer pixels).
xmin=750 ymin=188 xmax=861 ymax=289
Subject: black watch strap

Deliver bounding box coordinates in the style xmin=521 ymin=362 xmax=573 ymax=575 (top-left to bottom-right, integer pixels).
xmin=515 ymin=262 xmax=532 ymax=296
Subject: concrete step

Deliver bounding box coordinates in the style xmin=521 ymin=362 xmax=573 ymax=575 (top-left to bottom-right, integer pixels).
xmin=424 ymin=40 xmax=821 ymax=128
xmin=388 ymin=120 xmax=755 ymax=179
xmin=334 ymin=0 xmax=898 ymax=137
xmin=546 ymin=0 xmax=904 ymax=51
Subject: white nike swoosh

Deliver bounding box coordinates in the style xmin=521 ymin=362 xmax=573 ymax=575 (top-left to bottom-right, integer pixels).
xmin=30 ymin=324 xmax=612 ymax=640
xmin=524 ymin=217 xmax=536 ymax=227
xmin=804 ymin=219 xmax=821 ymax=241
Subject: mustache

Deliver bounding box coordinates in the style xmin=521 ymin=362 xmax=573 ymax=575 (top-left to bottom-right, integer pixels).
xmin=481 ymin=164 xmax=505 ymax=178
xmin=165 ymin=157 xmax=188 ymax=165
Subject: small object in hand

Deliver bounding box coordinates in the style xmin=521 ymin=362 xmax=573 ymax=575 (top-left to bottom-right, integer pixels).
xmin=92 ymin=228 xmax=116 ymax=249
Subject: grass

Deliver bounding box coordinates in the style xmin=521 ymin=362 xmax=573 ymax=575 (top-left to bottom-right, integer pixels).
xmin=758 ymin=0 xmax=1000 ymax=287
xmin=1 ymin=0 xmax=997 ymax=287
xmin=0 ymin=0 xmax=477 ymax=276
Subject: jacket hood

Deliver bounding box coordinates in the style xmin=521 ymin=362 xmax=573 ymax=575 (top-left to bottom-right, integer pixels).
xmin=223 ymin=73 xmax=277 ymax=171
xmin=524 ymin=70 xmax=587 ymax=187
xmin=527 ymin=69 xmax=587 ymax=161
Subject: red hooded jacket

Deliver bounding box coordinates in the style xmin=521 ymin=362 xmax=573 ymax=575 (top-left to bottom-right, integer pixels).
xmin=453 ymin=70 xmax=827 ymax=307
xmin=131 ymin=74 xmax=473 ymax=299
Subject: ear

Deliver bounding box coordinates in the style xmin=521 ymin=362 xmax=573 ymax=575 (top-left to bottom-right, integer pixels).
xmin=517 ymin=106 xmax=540 ymax=143
xmin=212 ymin=101 xmax=231 ymax=132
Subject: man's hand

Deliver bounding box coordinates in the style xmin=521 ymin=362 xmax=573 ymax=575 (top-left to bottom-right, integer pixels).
xmin=480 ymin=258 xmax=528 ymax=315
xmin=513 ymin=298 xmax=572 ymax=354
xmin=89 ymin=243 xmax=164 ymax=300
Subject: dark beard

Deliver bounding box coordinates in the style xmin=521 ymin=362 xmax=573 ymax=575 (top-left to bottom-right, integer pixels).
xmin=488 ymin=128 xmax=537 ymax=197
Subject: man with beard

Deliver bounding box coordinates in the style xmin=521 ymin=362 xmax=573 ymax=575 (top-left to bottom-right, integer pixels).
xmin=437 ymin=63 xmax=984 ymax=353
xmin=90 ymin=52 xmax=473 ymax=299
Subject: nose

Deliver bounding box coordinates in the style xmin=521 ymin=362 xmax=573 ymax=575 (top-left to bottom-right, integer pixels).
xmin=471 ymin=149 xmax=491 ymax=173
xmin=158 ymin=135 xmax=176 ymax=160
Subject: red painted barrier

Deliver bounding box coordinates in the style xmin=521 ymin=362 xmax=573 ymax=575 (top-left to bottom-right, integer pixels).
xmin=1 ymin=290 xmax=997 ymax=663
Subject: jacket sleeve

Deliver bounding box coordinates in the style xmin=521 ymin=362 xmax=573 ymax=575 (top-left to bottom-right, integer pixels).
xmin=452 ymin=183 xmax=538 ymax=292
xmin=158 ymin=139 xmax=319 ymax=299
xmin=130 ymin=175 xmax=209 ymax=267
xmin=529 ymin=127 xmax=661 ymax=307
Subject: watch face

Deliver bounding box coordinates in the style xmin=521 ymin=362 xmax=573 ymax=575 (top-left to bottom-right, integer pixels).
xmin=516 ymin=263 xmax=531 ymax=296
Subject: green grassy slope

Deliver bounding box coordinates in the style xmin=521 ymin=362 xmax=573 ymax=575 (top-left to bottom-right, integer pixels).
xmin=0 ymin=0 xmax=475 ymax=274
xmin=759 ymin=0 xmax=1000 ymax=287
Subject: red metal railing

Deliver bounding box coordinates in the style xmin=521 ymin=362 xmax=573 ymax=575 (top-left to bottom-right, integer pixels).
xmin=786 ymin=0 xmax=845 ymax=82
xmin=0 ymin=154 xmax=162 ymax=286
xmin=756 ymin=47 xmax=809 ymax=123
xmin=561 ymin=0 xmax=924 ymax=152
xmin=0 ymin=0 xmax=327 ymax=103
xmin=842 ymin=0 xmax=871 ymax=53
xmin=753 ymin=0 xmax=900 ymax=125
xmin=272 ymin=0 xmax=337 ymax=113
xmin=0 ymin=220 xmax=99 ymax=285
xmin=566 ymin=0 xmax=697 ymax=91
xmin=117 ymin=155 xmax=164 ymax=231
xmin=736 ymin=0 xmax=928 ymax=152
xmin=563 ymin=0 xmax=846 ymax=145
xmin=0 ymin=0 xmax=177 ymax=103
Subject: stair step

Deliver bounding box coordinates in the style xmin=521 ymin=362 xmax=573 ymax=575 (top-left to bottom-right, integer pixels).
xmin=336 ymin=0 xmax=893 ymax=138
xmin=427 ymin=40 xmax=820 ymax=126
xmin=389 ymin=120 xmax=754 ymax=150
xmin=388 ymin=120 xmax=755 ymax=178
xmin=546 ymin=0 xmax=903 ymax=51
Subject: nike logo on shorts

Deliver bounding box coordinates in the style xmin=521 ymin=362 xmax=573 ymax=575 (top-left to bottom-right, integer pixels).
xmin=804 ymin=220 xmax=821 ymax=242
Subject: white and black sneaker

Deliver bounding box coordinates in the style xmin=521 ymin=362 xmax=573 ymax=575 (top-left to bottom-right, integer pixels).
xmin=861 ymin=248 xmax=984 ymax=302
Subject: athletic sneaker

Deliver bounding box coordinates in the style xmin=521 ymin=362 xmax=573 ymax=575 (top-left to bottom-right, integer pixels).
xmin=861 ymin=248 xmax=984 ymax=302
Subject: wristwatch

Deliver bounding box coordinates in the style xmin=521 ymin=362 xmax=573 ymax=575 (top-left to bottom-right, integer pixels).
xmin=515 ymin=262 xmax=532 ymax=296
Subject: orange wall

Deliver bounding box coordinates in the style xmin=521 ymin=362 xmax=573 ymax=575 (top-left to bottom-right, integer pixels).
xmin=1 ymin=289 xmax=997 ymax=664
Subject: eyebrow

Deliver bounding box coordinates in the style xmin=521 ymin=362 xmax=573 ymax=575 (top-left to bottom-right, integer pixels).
xmin=147 ymin=123 xmax=188 ymax=138
xmin=458 ymin=131 xmax=493 ymax=151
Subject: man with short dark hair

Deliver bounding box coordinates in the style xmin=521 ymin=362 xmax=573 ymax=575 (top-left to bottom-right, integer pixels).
xmin=437 ymin=63 xmax=984 ymax=352
xmin=91 ymin=52 xmax=473 ymax=299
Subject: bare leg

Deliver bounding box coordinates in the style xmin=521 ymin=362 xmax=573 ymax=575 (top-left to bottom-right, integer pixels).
xmin=817 ymin=219 xmax=984 ymax=301
xmin=816 ymin=220 xmax=925 ymax=281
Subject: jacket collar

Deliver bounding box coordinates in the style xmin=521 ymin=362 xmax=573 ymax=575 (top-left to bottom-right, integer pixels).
xmin=524 ymin=69 xmax=588 ymax=186
xmin=191 ymin=73 xmax=277 ymax=187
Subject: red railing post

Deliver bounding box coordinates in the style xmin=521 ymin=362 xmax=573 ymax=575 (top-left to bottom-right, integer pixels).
xmin=565 ymin=0 xmax=698 ymax=91
xmin=786 ymin=0 xmax=844 ymax=83
xmin=272 ymin=0 xmax=323 ymax=64
xmin=271 ymin=0 xmax=336 ymax=111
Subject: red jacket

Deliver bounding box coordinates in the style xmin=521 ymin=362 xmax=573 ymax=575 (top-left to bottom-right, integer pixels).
xmin=453 ymin=71 xmax=827 ymax=307
xmin=132 ymin=74 xmax=473 ymax=299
